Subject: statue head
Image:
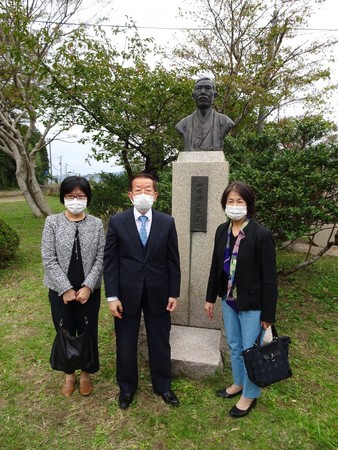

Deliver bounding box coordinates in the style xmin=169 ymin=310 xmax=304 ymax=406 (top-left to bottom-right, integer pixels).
xmin=192 ymin=77 xmax=218 ymax=110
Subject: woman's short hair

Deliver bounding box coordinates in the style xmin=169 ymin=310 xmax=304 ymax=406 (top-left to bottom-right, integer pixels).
xmin=59 ymin=176 xmax=92 ymax=205
xmin=129 ymin=173 xmax=158 ymax=192
xmin=220 ymin=181 xmax=256 ymax=217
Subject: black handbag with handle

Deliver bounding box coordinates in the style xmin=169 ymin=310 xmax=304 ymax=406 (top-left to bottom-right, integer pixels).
xmin=242 ymin=324 xmax=292 ymax=388
xmin=50 ymin=314 xmax=94 ymax=372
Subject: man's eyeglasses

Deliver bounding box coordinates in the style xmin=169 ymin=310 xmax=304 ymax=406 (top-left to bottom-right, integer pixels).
xmin=64 ymin=195 xmax=87 ymax=200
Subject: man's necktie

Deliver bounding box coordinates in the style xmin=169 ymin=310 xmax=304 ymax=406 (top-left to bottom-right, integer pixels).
xmin=138 ymin=215 xmax=148 ymax=246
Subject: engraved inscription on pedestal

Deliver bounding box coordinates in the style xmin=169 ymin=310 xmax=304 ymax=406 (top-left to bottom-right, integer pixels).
xmin=190 ymin=176 xmax=208 ymax=232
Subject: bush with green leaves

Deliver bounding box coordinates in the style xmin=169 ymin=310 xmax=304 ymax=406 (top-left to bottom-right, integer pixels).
xmin=88 ymin=172 xmax=130 ymax=225
xmin=0 ymin=218 xmax=20 ymax=265
xmin=155 ymin=169 xmax=173 ymax=214
xmin=224 ymin=116 xmax=338 ymax=245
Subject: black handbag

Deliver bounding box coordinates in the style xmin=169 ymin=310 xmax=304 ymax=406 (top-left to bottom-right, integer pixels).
xmin=50 ymin=314 xmax=94 ymax=372
xmin=242 ymin=324 xmax=292 ymax=388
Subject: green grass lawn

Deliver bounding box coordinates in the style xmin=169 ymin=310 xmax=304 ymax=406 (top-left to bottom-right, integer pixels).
xmin=0 ymin=197 xmax=337 ymax=450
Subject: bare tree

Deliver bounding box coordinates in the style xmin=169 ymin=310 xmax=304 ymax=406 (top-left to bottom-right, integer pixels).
xmin=173 ymin=0 xmax=338 ymax=131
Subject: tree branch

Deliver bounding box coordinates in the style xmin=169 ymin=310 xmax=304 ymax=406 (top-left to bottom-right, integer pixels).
xmin=278 ymin=241 xmax=336 ymax=276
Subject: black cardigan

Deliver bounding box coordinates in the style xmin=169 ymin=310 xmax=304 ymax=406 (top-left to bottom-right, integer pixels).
xmin=206 ymin=219 xmax=278 ymax=323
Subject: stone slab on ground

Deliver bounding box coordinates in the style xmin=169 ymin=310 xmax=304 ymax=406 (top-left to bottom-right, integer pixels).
xmin=170 ymin=325 xmax=223 ymax=379
xmin=312 ymin=224 xmax=337 ymax=248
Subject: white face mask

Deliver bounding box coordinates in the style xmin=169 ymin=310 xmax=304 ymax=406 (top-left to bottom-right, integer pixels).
xmin=132 ymin=193 xmax=154 ymax=213
xmin=64 ymin=198 xmax=87 ymax=215
xmin=225 ymin=205 xmax=247 ymax=221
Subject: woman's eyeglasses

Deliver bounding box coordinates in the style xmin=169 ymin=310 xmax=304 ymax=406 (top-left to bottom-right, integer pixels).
xmin=64 ymin=195 xmax=87 ymax=200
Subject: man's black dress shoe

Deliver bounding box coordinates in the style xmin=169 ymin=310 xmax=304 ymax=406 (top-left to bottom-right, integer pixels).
xmin=118 ymin=392 xmax=134 ymax=409
xmin=155 ymin=390 xmax=180 ymax=407
xmin=229 ymin=398 xmax=257 ymax=418
xmin=217 ymin=388 xmax=243 ymax=399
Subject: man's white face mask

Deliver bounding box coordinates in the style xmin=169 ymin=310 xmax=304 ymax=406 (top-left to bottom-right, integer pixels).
xmin=131 ymin=193 xmax=154 ymax=213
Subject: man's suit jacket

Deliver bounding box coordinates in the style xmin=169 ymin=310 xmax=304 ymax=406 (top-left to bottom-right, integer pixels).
xmin=104 ymin=208 xmax=181 ymax=315
xmin=206 ymin=219 xmax=277 ymax=323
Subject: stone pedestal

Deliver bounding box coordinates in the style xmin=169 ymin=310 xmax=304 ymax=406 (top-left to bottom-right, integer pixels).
xmin=165 ymin=151 xmax=229 ymax=379
xmin=140 ymin=152 xmax=230 ymax=379
xmin=172 ymin=151 xmax=229 ymax=330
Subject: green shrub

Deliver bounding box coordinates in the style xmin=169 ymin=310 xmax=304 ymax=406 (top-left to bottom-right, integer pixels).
xmin=224 ymin=116 xmax=338 ymax=245
xmin=0 ymin=218 xmax=20 ymax=265
xmin=88 ymin=172 xmax=130 ymax=226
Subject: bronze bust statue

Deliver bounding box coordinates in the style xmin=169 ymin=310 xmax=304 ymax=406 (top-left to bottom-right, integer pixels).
xmin=176 ymin=78 xmax=234 ymax=151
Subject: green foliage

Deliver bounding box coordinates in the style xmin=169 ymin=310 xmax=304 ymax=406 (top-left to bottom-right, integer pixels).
xmin=0 ymin=153 xmax=16 ymax=189
xmin=88 ymin=172 xmax=130 ymax=224
xmin=47 ymin=25 xmax=194 ymax=176
xmin=0 ymin=1 xmax=59 ymax=129
xmin=33 ymin=139 xmax=49 ymax=185
xmin=156 ymin=169 xmax=173 ymax=214
xmin=0 ymin=218 xmax=20 ymax=266
xmin=224 ymin=116 xmax=338 ymax=244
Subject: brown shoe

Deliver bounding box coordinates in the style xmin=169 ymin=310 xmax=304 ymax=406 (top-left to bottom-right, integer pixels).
xmin=79 ymin=379 xmax=93 ymax=396
xmin=61 ymin=379 xmax=76 ymax=398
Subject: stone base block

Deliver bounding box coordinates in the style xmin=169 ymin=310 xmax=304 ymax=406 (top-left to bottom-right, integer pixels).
xmin=170 ymin=325 xmax=223 ymax=379
xmin=172 ymin=151 xmax=229 ymax=329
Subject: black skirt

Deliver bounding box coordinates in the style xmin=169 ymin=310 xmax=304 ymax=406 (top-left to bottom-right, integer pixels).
xmin=49 ymin=289 xmax=101 ymax=374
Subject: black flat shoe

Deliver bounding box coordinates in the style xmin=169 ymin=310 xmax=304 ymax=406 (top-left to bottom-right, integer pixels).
xmin=155 ymin=390 xmax=180 ymax=407
xmin=217 ymin=388 xmax=243 ymax=399
xmin=118 ymin=392 xmax=134 ymax=409
xmin=229 ymin=398 xmax=257 ymax=418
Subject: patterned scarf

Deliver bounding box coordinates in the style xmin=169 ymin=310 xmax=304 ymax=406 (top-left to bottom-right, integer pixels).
xmin=223 ymin=219 xmax=250 ymax=311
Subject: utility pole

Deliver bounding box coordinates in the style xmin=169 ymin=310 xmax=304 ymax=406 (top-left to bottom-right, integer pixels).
xmin=59 ymin=156 xmax=63 ymax=182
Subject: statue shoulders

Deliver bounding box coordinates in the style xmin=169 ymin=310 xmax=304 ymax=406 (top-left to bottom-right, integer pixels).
xmin=175 ymin=111 xmax=196 ymax=133
xmin=214 ymin=110 xmax=234 ymax=126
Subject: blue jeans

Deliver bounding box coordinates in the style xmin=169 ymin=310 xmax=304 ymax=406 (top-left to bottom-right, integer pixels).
xmin=222 ymin=299 xmax=263 ymax=399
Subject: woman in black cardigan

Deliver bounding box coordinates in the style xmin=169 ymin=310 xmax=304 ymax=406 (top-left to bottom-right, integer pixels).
xmin=205 ymin=181 xmax=278 ymax=418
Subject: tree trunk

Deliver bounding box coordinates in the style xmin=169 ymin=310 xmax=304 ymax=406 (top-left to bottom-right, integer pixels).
xmin=257 ymin=105 xmax=266 ymax=134
xmin=15 ymin=155 xmax=52 ymax=217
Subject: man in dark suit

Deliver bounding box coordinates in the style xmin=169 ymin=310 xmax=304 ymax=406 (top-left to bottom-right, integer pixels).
xmin=104 ymin=173 xmax=181 ymax=409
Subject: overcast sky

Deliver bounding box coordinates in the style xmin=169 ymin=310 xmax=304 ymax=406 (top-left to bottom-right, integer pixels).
xmin=50 ymin=0 xmax=338 ymax=178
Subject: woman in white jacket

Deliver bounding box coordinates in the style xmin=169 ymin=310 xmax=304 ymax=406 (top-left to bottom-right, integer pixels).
xmin=42 ymin=176 xmax=105 ymax=397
